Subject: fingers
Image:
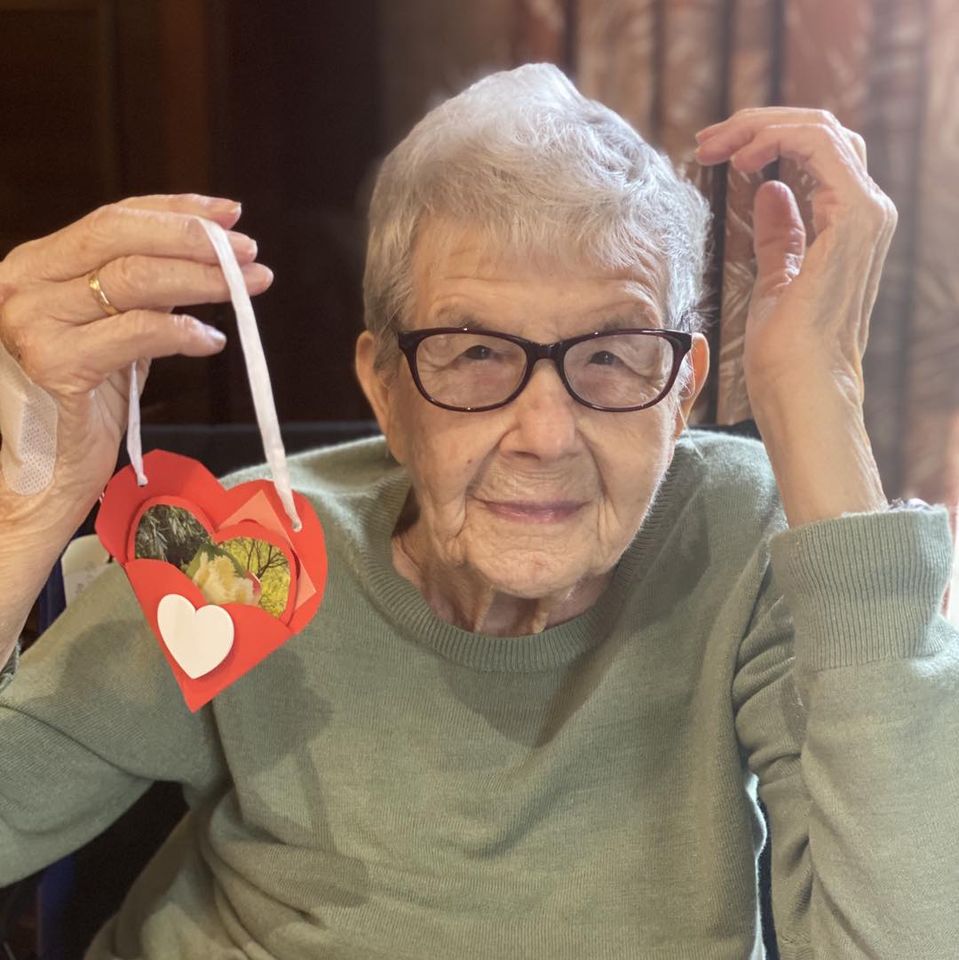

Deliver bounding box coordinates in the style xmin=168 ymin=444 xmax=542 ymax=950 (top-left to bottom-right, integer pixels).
xmin=33 ymin=256 xmax=274 ymax=324
xmin=695 ymin=120 xmax=891 ymax=243
xmin=7 ymin=202 xmax=258 ymax=283
xmin=696 ymin=108 xmax=868 ymax=176
xmin=694 ymin=109 xmax=895 ymax=238
xmin=115 ymin=194 xmax=243 ymax=229
xmin=697 ymin=119 xmax=860 ymax=180
xmin=721 ymin=124 xmax=862 ymax=191
xmin=845 ymin=129 xmax=867 ymax=168
xmin=83 ymin=311 xmax=229 ymax=367
xmin=19 ymin=311 xmax=228 ymax=395
xmin=697 ymin=107 xmax=846 ymax=142
xmin=752 ymin=180 xmax=807 ymax=297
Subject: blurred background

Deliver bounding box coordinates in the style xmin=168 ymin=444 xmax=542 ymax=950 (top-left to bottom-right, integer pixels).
xmin=1 ymin=0 xmax=957 ymax=506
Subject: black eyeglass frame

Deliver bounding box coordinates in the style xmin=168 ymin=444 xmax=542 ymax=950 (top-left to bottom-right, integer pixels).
xmin=397 ymin=326 xmax=694 ymax=413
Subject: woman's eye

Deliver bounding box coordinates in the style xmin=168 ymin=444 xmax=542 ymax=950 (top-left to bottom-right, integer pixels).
xmin=588 ymin=350 xmax=620 ymax=366
xmin=462 ymin=344 xmax=494 ymax=361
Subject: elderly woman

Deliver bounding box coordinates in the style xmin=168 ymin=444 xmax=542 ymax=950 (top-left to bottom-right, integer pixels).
xmin=1 ymin=65 xmax=956 ymax=959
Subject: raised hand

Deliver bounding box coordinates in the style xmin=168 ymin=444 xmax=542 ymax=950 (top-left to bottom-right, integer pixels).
xmin=694 ymin=109 xmax=895 ymax=524
xmin=694 ymin=107 xmax=897 ymax=408
xmin=0 ymin=194 xmax=273 ymax=520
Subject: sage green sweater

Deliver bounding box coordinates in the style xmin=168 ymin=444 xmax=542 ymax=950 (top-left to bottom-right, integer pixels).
xmin=2 ymin=431 xmax=957 ymax=959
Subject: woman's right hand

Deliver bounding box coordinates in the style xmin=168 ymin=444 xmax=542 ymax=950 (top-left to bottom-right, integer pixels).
xmin=0 ymin=193 xmax=273 ymax=524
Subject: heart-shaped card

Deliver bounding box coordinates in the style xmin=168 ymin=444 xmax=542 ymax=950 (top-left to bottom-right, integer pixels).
xmin=96 ymin=450 xmax=327 ymax=711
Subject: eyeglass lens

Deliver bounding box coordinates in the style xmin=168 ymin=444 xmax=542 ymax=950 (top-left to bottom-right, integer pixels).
xmin=413 ymin=332 xmax=674 ymax=410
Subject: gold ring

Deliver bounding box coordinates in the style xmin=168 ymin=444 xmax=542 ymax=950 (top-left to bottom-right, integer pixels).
xmin=87 ymin=269 xmax=121 ymax=316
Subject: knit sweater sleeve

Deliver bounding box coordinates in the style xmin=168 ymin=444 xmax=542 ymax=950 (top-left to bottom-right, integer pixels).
xmin=0 ymin=564 xmax=225 ymax=885
xmin=0 ymin=639 xmax=18 ymax=694
xmin=733 ymin=505 xmax=959 ymax=959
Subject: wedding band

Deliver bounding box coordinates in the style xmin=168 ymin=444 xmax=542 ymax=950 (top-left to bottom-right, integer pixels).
xmin=87 ymin=269 xmax=121 ymax=316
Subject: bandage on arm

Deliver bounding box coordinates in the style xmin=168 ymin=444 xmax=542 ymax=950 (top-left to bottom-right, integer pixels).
xmin=0 ymin=338 xmax=58 ymax=496
xmin=0 ymin=344 xmax=67 ymax=677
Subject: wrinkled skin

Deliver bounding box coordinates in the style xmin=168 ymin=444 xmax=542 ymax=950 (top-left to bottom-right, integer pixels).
xmin=357 ymin=225 xmax=709 ymax=636
xmin=0 ymin=195 xmax=271 ymax=517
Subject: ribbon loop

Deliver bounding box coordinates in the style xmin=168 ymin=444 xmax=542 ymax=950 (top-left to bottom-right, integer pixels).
xmin=126 ymin=218 xmax=302 ymax=532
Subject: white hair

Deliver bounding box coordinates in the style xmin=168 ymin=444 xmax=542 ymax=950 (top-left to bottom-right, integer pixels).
xmin=363 ymin=63 xmax=712 ymax=372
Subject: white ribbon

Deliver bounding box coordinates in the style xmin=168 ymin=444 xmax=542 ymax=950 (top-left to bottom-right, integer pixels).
xmin=127 ymin=360 xmax=147 ymax=487
xmin=127 ymin=218 xmax=302 ymax=532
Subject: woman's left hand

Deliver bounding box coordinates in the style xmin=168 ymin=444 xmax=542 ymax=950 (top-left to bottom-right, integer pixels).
xmin=693 ymin=108 xmax=896 ymax=525
xmin=694 ymin=107 xmax=898 ymax=411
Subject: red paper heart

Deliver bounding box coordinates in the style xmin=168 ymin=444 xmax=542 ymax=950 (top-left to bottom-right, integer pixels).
xmin=96 ymin=450 xmax=327 ymax=711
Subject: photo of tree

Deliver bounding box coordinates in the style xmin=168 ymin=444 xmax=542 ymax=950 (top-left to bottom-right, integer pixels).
xmin=134 ymin=505 xmax=292 ymax=618
xmin=186 ymin=537 xmax=292 ymax=618
xmin=135 ymin=504 xmax=209 ymax=570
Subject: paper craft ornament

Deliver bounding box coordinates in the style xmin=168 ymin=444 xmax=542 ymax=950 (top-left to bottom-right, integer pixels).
xmin=97 ymin=449 xmax=326 ymax=710
xmin=95 ymin=219 xmax=327 ymax=711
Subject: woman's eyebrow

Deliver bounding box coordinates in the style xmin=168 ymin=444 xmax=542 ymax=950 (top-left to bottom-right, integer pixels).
xmin=427 ymin=307 xmax=661 ymax=334
xmin=593 ymin=312 xmax=661 ymax=333
xmin=429 ymin=307 xmax=484 ymax=329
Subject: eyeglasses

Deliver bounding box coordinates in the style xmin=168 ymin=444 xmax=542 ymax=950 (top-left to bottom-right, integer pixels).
xmin=397 ymin=327 xmax=693 ymax=413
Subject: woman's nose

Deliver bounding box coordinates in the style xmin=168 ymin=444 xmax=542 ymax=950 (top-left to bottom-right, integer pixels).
xmin=500 ymin=360 xmax=580 ymax=460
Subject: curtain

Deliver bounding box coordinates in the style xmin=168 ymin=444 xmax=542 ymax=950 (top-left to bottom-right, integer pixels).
xmin=514 ymin=0 xmax=959 ymax=510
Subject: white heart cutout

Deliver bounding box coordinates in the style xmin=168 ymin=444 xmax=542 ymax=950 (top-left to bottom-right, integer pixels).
xmin=157 ymin=594 xmax=235 ymax=679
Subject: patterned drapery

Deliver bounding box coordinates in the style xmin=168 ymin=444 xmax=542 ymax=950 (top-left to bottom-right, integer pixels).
xmin=514 ymin=0 xmax=959 ymax=508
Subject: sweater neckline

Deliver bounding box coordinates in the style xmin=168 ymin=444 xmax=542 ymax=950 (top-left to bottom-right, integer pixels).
xmin=354 ymin=437 xmax=697 ymax=673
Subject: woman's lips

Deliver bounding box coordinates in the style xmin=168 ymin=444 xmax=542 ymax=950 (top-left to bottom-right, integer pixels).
xmin=479 ymin=499 xmax=586 ymax=524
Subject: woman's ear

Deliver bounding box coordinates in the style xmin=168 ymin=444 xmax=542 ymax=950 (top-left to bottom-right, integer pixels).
xmin=355 ymin=331 xmax=390 ymax=431
xmin=673 ymin=333 xmax=710 ymax=438
xmin=355 ymin=331 xmax=402 ymax=461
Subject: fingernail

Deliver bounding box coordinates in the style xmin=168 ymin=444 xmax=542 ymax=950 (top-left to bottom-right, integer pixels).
xmin=203 ymin=323 xmax=227 ymax=343
xmin=210 ymin=196 xmax=241 ymax=211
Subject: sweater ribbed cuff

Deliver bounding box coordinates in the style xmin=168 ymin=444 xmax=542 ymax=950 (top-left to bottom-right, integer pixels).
xmin=768 ymin=505 xmax=955 ymax=671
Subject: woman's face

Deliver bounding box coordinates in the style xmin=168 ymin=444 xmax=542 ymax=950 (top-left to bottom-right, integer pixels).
xmin=358 ymin=225 xmax=709 ymax=602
